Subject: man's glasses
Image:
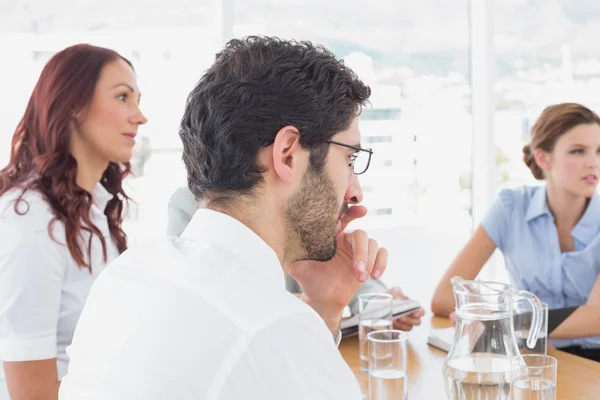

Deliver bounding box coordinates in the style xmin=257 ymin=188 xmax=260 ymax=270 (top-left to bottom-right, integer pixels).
xmin=325 ymin=139 xmax=373 ymax=175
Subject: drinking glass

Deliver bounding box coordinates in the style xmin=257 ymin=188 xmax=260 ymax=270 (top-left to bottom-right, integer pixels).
xmin=367 ymin=329 xmax=408 ymax=400
xmin=358 ymin=293 xmax=393 ymax=372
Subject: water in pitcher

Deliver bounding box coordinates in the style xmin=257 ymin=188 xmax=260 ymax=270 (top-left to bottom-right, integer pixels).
xmin=369 ymin=369 xmax=407 ymax=400
xmin=443 ymin=352 xmax=513 ymax=400
xmin=511 ymin=377 xmax=556 ymax=400
xmin=359 ymin=319 xmax=392 ymax=371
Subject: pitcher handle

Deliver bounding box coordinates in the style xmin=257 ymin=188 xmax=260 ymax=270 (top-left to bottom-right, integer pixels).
xmin=514 ymin=290 xmax=543 ymax=349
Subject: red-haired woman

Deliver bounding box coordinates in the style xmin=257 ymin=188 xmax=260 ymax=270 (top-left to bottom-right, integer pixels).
xmin=0 ymin=43 xmax=147 ymax=399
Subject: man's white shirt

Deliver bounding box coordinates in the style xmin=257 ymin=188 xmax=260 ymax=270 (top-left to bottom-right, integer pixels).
xmin=59 ymin=209 xmax=362 ymax=399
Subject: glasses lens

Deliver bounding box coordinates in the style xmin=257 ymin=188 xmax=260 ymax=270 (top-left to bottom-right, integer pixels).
xmin=353 ymin=151 xmax=370 ymax=175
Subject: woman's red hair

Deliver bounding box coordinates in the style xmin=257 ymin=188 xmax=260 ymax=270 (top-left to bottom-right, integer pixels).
xmin=0 ymin=43 xmax=133 ymax=271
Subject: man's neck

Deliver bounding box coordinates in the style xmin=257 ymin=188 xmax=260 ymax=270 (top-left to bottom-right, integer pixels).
xmin=206 ymin=196 xmax=289 ymax=271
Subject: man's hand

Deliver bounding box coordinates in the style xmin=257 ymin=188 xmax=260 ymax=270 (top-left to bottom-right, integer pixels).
xmin=289 ymin=205 xmax=388 ymax=337
xmin=388 ymin=287 xmax=425 ymax=331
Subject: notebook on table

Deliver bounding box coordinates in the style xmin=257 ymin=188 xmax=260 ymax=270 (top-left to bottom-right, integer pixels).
xmin=427 ymin=326 xmax=456 ymax=352
xmin=340 ymin=298 xmax=422 ymax=337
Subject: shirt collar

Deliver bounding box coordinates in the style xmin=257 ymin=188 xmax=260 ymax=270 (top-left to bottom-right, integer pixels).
xmin=92 ymin=183 xmax=114 ymax=212
xmin=525 ymin=187 xmax=600 ymax=246
xmin=180 ymin=209 xmax=285 ymax=288
xmin=572 ymin=193 xmax=600 ymax=246
xmin=525 ymin=186 xmax=551 ymax=222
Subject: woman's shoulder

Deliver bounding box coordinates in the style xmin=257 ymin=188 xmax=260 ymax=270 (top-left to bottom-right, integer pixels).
xmin=0 ymin=187 xmax=56 ymax=231
xmin=494 ymin=185 xmax=543 ymax=214
xmin=0 ymin=188 xmax=69 ymax=273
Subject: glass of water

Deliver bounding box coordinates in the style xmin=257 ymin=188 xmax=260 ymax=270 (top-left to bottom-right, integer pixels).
xmin=514 ymin=302 xmax=548 ymax=355
xmin=511 ymin=354 xmax=557 ymax=400
xmin=359 ymin=293 xmax=393 ymax=372
xmin=367 ymin=329 xmax=408 ymax=400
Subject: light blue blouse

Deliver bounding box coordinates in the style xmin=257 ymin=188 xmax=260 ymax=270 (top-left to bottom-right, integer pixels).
xmin=481 ymin=185 xmax=600 ymax=349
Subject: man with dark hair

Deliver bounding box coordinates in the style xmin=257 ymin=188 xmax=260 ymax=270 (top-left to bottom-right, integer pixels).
xmin=61 ymin=37 xmax=388 ymax=399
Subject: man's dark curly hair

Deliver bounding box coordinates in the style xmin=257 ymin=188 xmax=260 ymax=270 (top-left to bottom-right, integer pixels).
xmin=179 ymin=36 xmax=371 ymax=206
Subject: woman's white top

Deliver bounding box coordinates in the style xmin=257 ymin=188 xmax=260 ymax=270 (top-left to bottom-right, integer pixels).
xmin=0 ymin=184 xmax=119 ymax=399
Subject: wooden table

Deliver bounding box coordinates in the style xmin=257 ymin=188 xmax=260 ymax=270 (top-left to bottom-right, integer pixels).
xmin=339 ymin=316 xmax=600 ymax=399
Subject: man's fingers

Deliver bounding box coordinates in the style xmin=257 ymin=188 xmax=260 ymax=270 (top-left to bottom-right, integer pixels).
xmin=370 ymin=247 xmax=388 ymax=281
xmin=366 ymin=238 xmax=378 ymax=274
xmin=344 ymin=230 xmax=369 ymax=281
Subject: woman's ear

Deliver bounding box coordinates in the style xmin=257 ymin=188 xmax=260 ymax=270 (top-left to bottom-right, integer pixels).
xmin=534 ymin=148 xmax=551 ymax=173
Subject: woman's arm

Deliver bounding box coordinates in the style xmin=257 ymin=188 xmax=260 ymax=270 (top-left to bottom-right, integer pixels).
xmin=551 ymin=274 xmax=600 ymax=338
xmin=4 ymin=360 xmax=60 ymax=400
xmin=0 ymin=200 xmax=67 ymax=400
xmin=431 ymin=226 xmax=497 ymax=316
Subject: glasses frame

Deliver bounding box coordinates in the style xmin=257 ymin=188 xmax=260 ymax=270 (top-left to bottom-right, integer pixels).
xmin=325 ymin=139 xmax=373 ymax=175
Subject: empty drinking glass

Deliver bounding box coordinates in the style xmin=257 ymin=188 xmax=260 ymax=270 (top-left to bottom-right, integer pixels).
xmin=367 ymin=329 xmax=408 ymax=400
xmin=511 ymin=354 xmax=557 ymax=400
xmin=358 ymin=293 xmax=393 ymax=372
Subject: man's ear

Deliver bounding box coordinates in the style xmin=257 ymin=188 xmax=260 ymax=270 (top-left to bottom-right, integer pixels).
xmin=271 ymin=126 xmax=304 ymax=183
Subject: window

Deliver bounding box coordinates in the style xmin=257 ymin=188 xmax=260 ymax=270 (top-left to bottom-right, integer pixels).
xmin=365 ymin=136 xmax=392 ymax=144
xmin=1 ymin=0 xmax=473 ymax=303
xmin=490 ymin=2 xmax=600 ymax=282
xmin=373 ymin=208 xmax=392 ymax=216
xmin=32 ymin=51 xmax=54 ymax=62
xmin=361 ymin=108 xmax=402 ymax=120
xmin=491 ymin=3 xmax=600 ymax=191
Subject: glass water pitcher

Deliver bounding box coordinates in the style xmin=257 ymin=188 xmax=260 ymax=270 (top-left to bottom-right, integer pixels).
xmin=442 ymin=277 xmax=543 ymax=400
